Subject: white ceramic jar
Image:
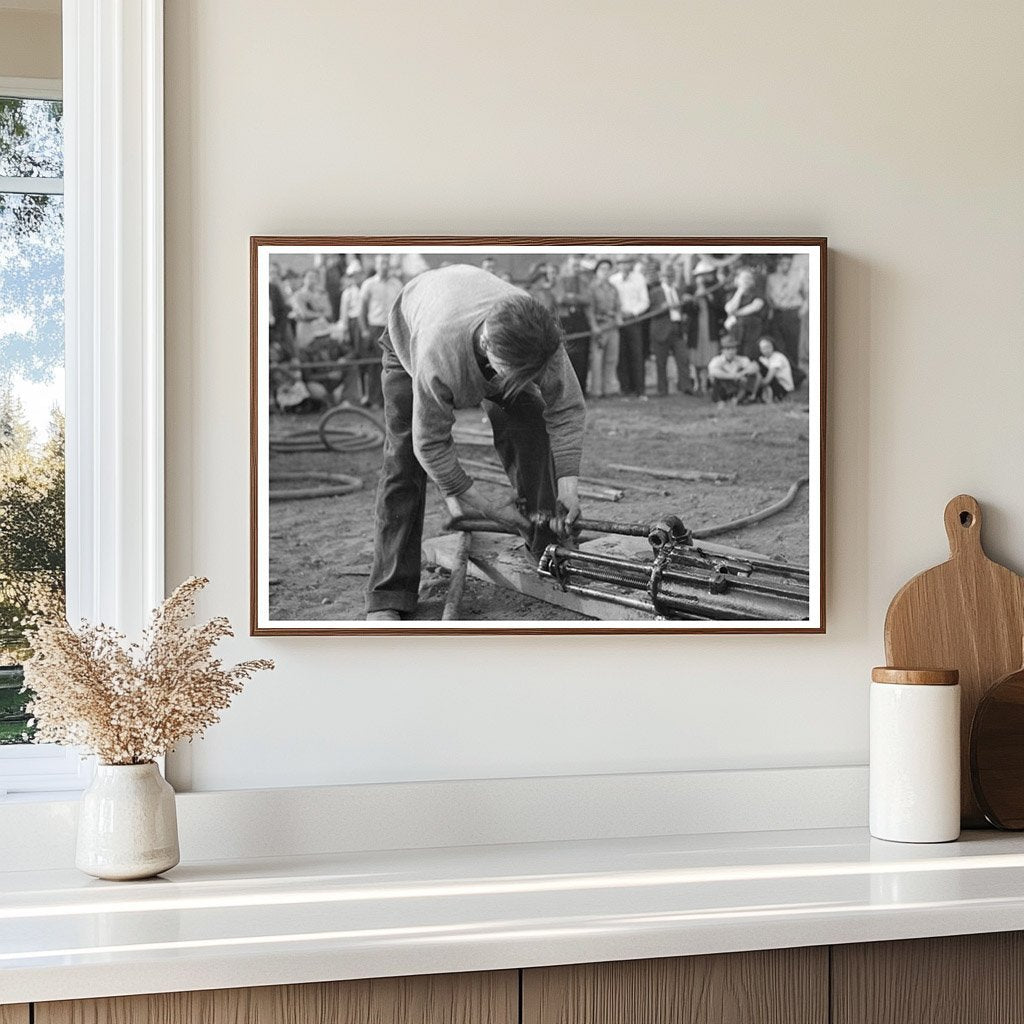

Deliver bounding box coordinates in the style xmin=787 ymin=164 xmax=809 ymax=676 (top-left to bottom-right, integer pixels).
xmin=76 ymin=762 xmax=180 ymax=880
xmin=870 ymin=667 xmax=961 ymax=843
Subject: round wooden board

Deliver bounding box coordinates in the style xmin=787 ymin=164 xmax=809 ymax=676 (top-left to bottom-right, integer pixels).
xmin=971 ymin=663 xmax=1024 ymax=829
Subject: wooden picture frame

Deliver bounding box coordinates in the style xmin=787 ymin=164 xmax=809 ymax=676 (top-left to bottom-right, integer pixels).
xmin=251 ymin=237 xmax=827 ymax=635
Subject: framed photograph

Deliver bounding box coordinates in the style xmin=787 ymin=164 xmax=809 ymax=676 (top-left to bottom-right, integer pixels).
xmin=250 ymin=237 xmax=826 ymax=635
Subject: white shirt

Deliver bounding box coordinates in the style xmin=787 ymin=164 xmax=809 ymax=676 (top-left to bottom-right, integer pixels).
xmin=610 ymin=270 xmax=650 ymax=318
xmin=767 ymin=264 xmax=808 ymax=310
xmin=339 ymin=284 xmax=361 ymax=322
xmin=759 ymin=350 xmax=794 ymax=391
xmin=708 ymin=352 xmax=756 ymax=379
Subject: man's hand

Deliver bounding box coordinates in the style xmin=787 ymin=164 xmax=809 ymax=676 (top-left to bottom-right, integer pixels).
xmin=445 ymin=485 xmax=530 ymax=532
xmin=551 ymin=476 xmax=582 ymax=538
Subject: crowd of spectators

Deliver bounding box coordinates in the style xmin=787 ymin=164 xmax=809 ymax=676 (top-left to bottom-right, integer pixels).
xmin=268 ymin=252 xmax=810 ymax=413
xmin=527 ymin=252 xmax=809 ymax=407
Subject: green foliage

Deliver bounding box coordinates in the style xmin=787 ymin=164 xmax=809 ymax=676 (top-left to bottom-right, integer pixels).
xmin=0 ymin=390 xmax=65 ymax=666
xmin=0 ymin=664 xmax=31 ymax=743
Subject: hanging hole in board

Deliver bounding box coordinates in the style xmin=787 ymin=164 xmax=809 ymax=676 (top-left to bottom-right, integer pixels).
xmin=960 ymin=511 xmax=973 ymax=527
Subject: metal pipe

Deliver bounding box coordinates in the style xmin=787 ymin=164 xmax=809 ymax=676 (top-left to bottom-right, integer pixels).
xmin=544 ymin=545 xmax=808 ymax=603
xmin=445 ymin=516 xmax=808 ymax=581
xmin=541 ymin=548 xmax=808 ymax=621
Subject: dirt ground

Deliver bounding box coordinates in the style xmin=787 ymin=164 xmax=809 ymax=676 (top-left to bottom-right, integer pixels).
xmin=267 ymin=372 xmax=811 ymax=622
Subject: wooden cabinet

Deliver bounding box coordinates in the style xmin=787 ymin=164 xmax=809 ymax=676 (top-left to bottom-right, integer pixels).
xmin=34 ymin=971 xmax=517 ymax=1024
xmin=832 ymin=932 xmax=1024 ymax=1024
xmin=522 ymin=948 xmax=828 ymax=1024
xmin=13 ymin=933 xmax=1024 ymax=1024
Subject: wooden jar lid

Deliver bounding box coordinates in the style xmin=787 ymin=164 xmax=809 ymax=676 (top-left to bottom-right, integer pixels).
xmin=871 ymin=667 xmax=960 ymax=686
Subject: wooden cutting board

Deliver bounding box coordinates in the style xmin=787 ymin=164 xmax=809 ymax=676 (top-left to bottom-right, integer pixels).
xmin=884 ymin=494 xmax=1024 ymax=826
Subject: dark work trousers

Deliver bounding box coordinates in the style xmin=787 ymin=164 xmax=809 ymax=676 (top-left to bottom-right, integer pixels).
xmin=653 ymin=321 xmax=690 ymax=395
xmin=617 ymin=321 xmax=646 ymax=396
xmin=366 ymin=346 xmax=559 ymax=615
xmin=362 ymin=324 xmax=386 ymax=406
xmin=771 ymin=307 xmax=805 ymax=381
xmin=733 ymin=314 xmax=765 ymax=360
xmin=559 ymin=310 xmax=591 ymax=395
xmin=710 ymin=378 xmax=744 ymax=402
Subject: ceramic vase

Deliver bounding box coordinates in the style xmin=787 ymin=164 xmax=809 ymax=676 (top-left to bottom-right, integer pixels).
xmin=76 ymin=762 xmax=180 ymax=880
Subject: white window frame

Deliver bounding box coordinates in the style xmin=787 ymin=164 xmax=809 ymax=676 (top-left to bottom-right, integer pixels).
xmin=0 ymin=0 xmax=165 ymax=797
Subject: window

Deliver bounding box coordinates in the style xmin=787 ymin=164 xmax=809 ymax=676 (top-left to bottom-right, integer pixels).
xmin=0 ymin=78 xmax=83 ymax=796
xmin=0 ymin=7 xmax=167 ymax=798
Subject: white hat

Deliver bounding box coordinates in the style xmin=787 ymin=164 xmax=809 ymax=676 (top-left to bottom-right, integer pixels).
xmin=692 ymin=257 xmax=718 ymax=276
xmin=345 ymin=259 xmax=363 ymax=275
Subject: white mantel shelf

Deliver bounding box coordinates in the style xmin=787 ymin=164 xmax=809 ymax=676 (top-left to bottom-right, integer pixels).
xmin=4 ymin=826 xmax=1024 ymax=1005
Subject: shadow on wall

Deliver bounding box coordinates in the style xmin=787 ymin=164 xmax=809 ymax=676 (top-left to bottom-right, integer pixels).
xmin=826 ymin=249 xmax=872 ymax=635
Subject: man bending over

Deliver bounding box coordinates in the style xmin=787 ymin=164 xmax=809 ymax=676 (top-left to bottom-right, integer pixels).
xmin=365 ymin=264 xmax=586 ymax=621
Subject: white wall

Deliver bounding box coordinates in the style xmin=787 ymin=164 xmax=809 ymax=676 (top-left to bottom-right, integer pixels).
xmin=164 ymin=1 xmax=1024 ymax=791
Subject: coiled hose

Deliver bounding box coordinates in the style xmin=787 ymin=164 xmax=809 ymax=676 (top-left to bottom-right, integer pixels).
xmin=269 ymin=405 xmax=385 ymax=453
xmin=269 ymin=407 xmax=385 ymax=501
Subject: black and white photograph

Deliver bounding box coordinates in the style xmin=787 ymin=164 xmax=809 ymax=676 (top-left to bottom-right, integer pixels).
xmin=251 ymin=239 xmax=825 ymax=634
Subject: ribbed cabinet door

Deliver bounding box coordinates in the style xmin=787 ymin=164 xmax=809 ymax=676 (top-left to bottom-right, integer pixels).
xmin=0 ymin=1007 xmax=30 ymax=1024
xmin=35 ymin=971 xmax=518 ymax=1024
xmin=832 ymin=933 xmax=1024 ymax=1024
xmin=522 ymin=949 xmax=828 ymax=1024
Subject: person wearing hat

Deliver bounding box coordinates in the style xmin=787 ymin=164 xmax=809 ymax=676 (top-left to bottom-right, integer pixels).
xmin=683 ymin=257 xmax=726 ymax=393
xmin=365 ymin=264 xmax=586 ymax=621
xmin=707 ymin=335 xmax=761 ymax=407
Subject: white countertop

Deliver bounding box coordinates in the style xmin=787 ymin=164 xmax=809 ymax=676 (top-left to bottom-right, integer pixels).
xmin=4 ymin=826 xmax=1024 ymax=1005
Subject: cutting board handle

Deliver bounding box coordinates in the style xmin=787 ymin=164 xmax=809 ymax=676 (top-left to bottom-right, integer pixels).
xmin=944 ymin=494 xmax=983 ymax=559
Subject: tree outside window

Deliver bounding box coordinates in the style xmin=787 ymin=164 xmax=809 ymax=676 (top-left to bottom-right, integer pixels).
xmin=0 ymin=94 xmax=65 ymax=744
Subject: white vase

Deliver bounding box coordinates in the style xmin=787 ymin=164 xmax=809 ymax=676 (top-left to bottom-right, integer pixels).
xmin=76 ymin=762 xmax=180 ymax=880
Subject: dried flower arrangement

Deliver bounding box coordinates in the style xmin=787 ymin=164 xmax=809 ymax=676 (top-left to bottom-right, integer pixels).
xmin=22 ymin=577 xmax=273 ymax=765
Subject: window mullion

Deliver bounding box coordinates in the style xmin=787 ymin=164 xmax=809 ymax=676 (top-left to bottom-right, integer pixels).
xmin=0 ymin=176 xmax=64 ymax=195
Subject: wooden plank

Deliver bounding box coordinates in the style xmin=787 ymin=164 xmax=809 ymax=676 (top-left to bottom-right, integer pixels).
xmin=523 ymin=949 xmax=828 ymax=1024
xmin=36 ymin=971 xmax=518 ymax=1024
xmin=421 ymin=533 xmax=648 ymax=621
xmin=0 ymin=1007 xmax=29 ymax=1024
xmin=832 ymin=933 xmax=1024 ymax=1024
xmin=606 ymin=461 xmax=736 ymax=483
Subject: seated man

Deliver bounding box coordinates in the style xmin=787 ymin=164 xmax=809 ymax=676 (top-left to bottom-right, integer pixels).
xmin=756 ymin=335 xmax=795 ymax=403
xmin=707 ymin=336 xmax=761 ymax=407
xmin=365 ymin=264 xmax=586 ymax=621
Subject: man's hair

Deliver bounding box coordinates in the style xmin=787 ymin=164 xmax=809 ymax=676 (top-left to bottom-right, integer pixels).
xmin=486 ymin=294 xmax=564 ymax=399
xmin=595 ymin=258 xmax=612 ymax=271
